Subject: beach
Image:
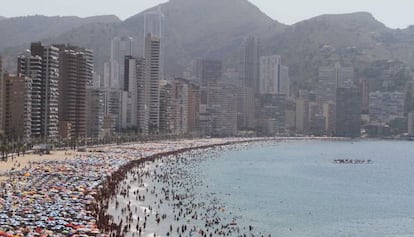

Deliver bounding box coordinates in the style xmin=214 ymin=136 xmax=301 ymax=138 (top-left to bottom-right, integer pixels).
xmin=0 ymin=138 xmax=268 ymax=237
xmin=0 ymin=150 xmax=77 ymax=182
xmin=99 ymin=143 xmax=270 ymax=237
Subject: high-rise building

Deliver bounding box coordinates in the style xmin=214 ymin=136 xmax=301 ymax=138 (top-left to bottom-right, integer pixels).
xmin=187 ymin=82 xmax=200 ymax=135
xmin=199 ymin=59 xmax=222 ymax=86
xmin=145 ymin=34 xmax=161 ymax=134
xmin=124 ymin=56 xmax=145 ymax=129
xmin=295 ymin=98 xmax=309 ymax=134
xmin=238 ymin=37 xmax=260 ymax=130
xmin=323 ymin=101 xmax=336 ymax=135
xmin=136 ymin=58 xmax=149 ymax=135
xmin=336 ymin=87 xmax=361 ymax=137
xmin=257 ymin=94 xmax=286 ymax=136
xmin=1 ymin=74 xmax=32 ymax=141
xmin=159 ymin=80 xmax=174 ymax=134
xmin=144 ymin=8 xmax=165 ymax=78
xmin=0 ymin=56 xmax=3 ymax=134
xmin=20 ymin=43 xmax=60 ymax=140
xmin=17 ymin=52 xmax=42 ymax=138
xmin=86 ymin=87 xmax=105 ymax=138
xmin=316 ymin=63 xmax=354 ymax=103
xmin=157 ymin=78 xmax=193 ymax=136
xmin=210 ymin=82 xmax=238 ymax=137
xmin=369 ymin=91 xmax=404 ymax=123
xmin=103 ymin=89 xmax=124 ymax=133
xmin=173 ymin=78 xmax=190 ymax=135
xmin=308 ymin=102 xmax=325 ymax=135
xmin=280 ymin=65 xmax=290 ymax=95
xmin=104 ymin=37 xmax=134 ymax=90
xmin=240 ymin=36 xmax=260 ymax=91
xmin=55 ymin=45 xmax=93 ymax=139
xmin=259 ymin=55 xmax=289 ymax=95
xmin=408 ymin=112 xmax=414 ymax=137
xmin=199 ymin=60 xmax=220 ymax=136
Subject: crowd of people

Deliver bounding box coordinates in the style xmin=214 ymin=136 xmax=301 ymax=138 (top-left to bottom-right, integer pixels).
xmin=94 ymin=144 xmax=273 ymax=237
xmin=0 ymin=138 xmax=267 ymax=237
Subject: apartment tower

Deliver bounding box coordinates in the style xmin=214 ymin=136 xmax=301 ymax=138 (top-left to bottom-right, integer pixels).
xmin=145 ymin=34 xmax=161 ymax=134
xmin=17 ymin=43 xmax=60 ymax=140
xmin=2 ymin=74 xmax=32 ymax=141
xmin=56 ymin=45 xmax=94 ymax=139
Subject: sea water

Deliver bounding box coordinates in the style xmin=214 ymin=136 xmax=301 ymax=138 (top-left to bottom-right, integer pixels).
xmin=195 ymin=140 xmax=414 ymax=236
xmin=110 ymin=140 xmax=414 ymax=237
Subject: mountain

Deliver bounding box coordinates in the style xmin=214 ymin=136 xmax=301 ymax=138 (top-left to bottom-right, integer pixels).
xmin=0 ymin=0 xmax=286 ymax=75
xmin=0 ymin=15 xmax=121 ymax=50
xmin=122 ymin=0 xmax=286 ymax=74
xmin=0 ymin=2 xmax=413 ymax=93
xmin=264 ymin=12 xmax=414 ymax=92
xmin=0 ymin=16 xmax=6 ymax=21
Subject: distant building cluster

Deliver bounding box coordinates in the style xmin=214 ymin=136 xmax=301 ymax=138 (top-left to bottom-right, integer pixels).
xmin=1 ymin=10 xmax=414 ymax=142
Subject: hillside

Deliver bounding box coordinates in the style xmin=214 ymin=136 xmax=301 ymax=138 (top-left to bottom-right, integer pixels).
xmin=0 ymin=15 xmax=121 ymax=50
xmin=263 ymin=12 xmax=414 ymax=92
xmin=0 ymin=0 xmax=286 ymax=75
xmin=0 ymin=2 xmax=414 ymax=93
xmin=123 ymin=0 xmax=286 ymax=74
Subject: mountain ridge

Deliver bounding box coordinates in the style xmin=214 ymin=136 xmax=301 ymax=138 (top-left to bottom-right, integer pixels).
xmin=0 ymin=1 xmax=413 ymax=93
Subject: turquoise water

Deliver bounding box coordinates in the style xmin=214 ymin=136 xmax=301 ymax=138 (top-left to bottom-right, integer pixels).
xmin=196 ymin=140 xmax=414 ymax=236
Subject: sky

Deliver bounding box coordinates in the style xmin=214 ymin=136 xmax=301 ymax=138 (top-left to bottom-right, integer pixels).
xmin=0 ymin=0 xmax=413 ymax=29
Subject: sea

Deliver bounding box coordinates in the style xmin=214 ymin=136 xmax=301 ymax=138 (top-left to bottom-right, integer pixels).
xmin=110 ymin=140 xmax=414 ymax=237
xmin=194 ymin=140 xmax=414 ymax=236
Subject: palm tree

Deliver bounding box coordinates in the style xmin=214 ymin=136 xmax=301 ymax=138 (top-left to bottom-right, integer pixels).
xmin=0 ymin=144 xmax=6 ymax=161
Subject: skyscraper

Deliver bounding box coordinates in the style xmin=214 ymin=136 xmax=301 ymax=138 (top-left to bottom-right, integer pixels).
xmin=173 ymin=78 xmax=190 ymax=135
xmin=257 ymin=94 xmax=286 ymax=135
xmin=200 ymin=59 xmax=222 ymax=86
xmin=20 ymin=43 xmax=60 ymax=140
xmin=0 ymin=56 xmax=3 ymax=134
xmin=159 ymin=80 xmax=174 ymax=134
xmin=240 ymin=36 xmax=260 ymax=91
xmin=295 ymin=98 xmax=309 ymax=134
xmin=198 ymin=59 xmax=223 ymax=136
xmin=145 ymin=34 xmax=161 ymax=134
xmin=316 ymin=63 xmax=354 ymax=103
xmin=124 ymin=56 xmax=145 ymax=129
xmin=86 ymin=87 xmax=105 ymax=138
xmin=1 ymin=74 xmax=32 ymax=141
xmin=259 ymin=55 xmax=289 ymax=95
xmin=187 ymin=82 xmax=200 ymax=135
xmin=238 ymin=37 xmax=260 ymax=130
xmin=144 ymin=8 xmax=165 ymax=78
xmin=56 ymin=45 xmax=94 ymax=139
xmin=336 ymin=87 xmax=361 ymax=138
xmin=17 ymin=52 xmax=42 ymax=138
xmin=104 ymin=36 xmax=134 ymax=90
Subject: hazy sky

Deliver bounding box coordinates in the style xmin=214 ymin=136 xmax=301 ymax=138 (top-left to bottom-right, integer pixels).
xmin=1 ymin=0 xmax=413 ymax=29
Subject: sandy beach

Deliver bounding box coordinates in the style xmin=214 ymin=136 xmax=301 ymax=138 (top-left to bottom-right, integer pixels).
xmin=0 ymin=150 xmax=77 ymax=182
xmin=1 ymin=138 xmax=266 ymax=237
xmin=0 ymin=137 xmax=341 ymax=236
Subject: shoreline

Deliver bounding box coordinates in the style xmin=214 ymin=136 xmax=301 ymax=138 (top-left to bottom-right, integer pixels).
xmin=0 ymin=136 xmax=378 ymax=236
xmin=90 ymin=139 xmax=269 ymax=232
xmin=0 ymin=138 xmax=270 ymax=236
